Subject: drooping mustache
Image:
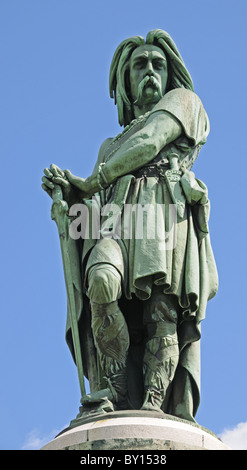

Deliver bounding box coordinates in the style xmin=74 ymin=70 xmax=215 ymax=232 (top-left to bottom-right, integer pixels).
xmin=133 ymin=75 xmax=162 ymax=105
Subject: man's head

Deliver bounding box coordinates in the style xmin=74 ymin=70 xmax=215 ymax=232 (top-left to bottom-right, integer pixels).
xmin=129 ymin=44 xmax=168 ymax=109
xmin=109 ymin=29 xmax=194 ymax=127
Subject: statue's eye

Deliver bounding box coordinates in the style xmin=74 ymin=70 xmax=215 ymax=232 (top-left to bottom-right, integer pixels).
xmin=134 ymin=59 xmax=147 ymax=70
xmin=153 ymin=59 xmax=166 ymax=70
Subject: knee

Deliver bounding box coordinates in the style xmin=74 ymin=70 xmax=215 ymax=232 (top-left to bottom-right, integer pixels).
xmin=87 ymin=264 xmax=122 ymax=304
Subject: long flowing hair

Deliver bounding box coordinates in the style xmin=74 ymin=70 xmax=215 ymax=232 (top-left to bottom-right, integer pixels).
xmin=109 ymin=29 xmax=194 ymax=127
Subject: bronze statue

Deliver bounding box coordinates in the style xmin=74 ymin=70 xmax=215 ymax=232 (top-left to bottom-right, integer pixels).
xmin=42 ymin=30 xmax=218 ymax=423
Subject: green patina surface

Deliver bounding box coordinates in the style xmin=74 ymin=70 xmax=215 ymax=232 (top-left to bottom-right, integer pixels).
xmin=42 ymin=30 xmax=218 ymax=423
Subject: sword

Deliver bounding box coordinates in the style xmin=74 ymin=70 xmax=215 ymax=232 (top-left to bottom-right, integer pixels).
xmin=165 ymin=153 xmax=186 ymax=219
xmin=51 ymin=184 xmax=86 ymax=398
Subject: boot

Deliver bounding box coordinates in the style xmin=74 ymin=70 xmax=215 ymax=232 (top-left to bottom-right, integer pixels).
xmin=104 ymin=366 xmax=129 ymax=410
xmin=141 ymin=388 xmax=165 ymax=412
xmin=141 ymin=335 xmax=179 ymax=412
xmin=90 ymin=300 xmax=130 ymax=409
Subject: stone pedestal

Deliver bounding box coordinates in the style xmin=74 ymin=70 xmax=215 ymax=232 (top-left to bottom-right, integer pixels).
xmin=41 ymin=411 xmax=230 ymax=450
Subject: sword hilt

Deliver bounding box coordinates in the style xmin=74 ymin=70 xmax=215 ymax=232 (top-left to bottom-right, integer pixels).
xmin=51 ymin=184 xmax=68 ymax=225
xmin=168 ymin=153 xmax=179 ymax=171
xmin=52 ymin=183 xmax=63 ymax=202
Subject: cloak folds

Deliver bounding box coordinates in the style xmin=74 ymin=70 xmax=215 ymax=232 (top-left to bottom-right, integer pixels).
xmin=64 ymin=88 xmax=218 ymax=421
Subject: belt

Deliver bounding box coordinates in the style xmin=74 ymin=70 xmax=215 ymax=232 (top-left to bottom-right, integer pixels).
xmin=133 ymin=162 xmax=170 ymax=178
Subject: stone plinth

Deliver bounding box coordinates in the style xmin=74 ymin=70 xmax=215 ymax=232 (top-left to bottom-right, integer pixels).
xmin=41 ymin=411 xmax=230 ymax=450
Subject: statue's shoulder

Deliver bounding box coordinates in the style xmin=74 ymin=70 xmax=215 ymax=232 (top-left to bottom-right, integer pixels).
xmin=151 ymin=88 xmax=209 ymax=146
xmin=154 ymin=88 xmax=204 ymax=113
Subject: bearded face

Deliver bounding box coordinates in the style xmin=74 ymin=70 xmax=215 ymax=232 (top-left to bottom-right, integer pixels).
xmin=129 ymin=44 xmax=169 ymax=109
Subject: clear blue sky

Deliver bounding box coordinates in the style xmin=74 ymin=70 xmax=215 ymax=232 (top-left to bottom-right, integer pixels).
xmin=1 ymin=0 xmax=247 ymax=450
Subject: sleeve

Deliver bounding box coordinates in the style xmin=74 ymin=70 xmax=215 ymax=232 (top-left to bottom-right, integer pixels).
xmin=150 ymin=88 xmax=210 ymax=147
xmin=91 ymin=137 xmax=113 ymax=175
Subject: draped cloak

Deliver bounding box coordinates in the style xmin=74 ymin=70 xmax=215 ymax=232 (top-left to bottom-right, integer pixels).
xmin=65 ymin=88 xmax=218 ymax=421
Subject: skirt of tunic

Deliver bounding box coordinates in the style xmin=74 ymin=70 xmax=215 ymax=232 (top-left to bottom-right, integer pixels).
xmin=84 ymin=173 xmax=218 ymax=325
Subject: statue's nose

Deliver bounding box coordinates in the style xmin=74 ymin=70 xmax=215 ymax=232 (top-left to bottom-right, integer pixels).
xmin=146 ymin=60 xmax=154 ymax=76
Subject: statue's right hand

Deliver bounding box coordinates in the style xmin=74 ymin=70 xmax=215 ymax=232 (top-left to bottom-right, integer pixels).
xmin=41 ymin=167 xmax=55 ymax=198
xmin=41 ymin=164 xmax=74 ymax=203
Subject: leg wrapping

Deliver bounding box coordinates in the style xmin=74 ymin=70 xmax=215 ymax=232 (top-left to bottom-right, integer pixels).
xmin=91 ymin=300 xmax=130 ymax=370
xmin=143 ymin=334 xmax=179 ymax=392
xmin=142 ymin=292 xmax=179 ymax=410
xmin=91 ymin=300 xmax=130 ymax=408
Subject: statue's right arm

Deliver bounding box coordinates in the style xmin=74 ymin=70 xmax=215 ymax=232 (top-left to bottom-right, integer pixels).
xmin=102 ymin=111 xmax=182 ymax=184
xmin=99 ymin=89 xmax=209 ymax=188
xmin=64 ymin=112 xmax=182 ymax=197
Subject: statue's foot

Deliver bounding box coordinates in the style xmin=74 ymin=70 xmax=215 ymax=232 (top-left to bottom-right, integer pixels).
xmin=81 ymin=388 xmax=114 ymax=405
xmin=141 ymin=402 xmax=162 ymax=412
xmin=141 ymin=389 xmax=164 ymax=413
xmin=77 ymin=388 xmax=115 ymax=418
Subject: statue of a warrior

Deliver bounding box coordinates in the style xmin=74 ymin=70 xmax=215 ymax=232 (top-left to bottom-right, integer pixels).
xmin=42 ymin=29 xmax=218 ymax=423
